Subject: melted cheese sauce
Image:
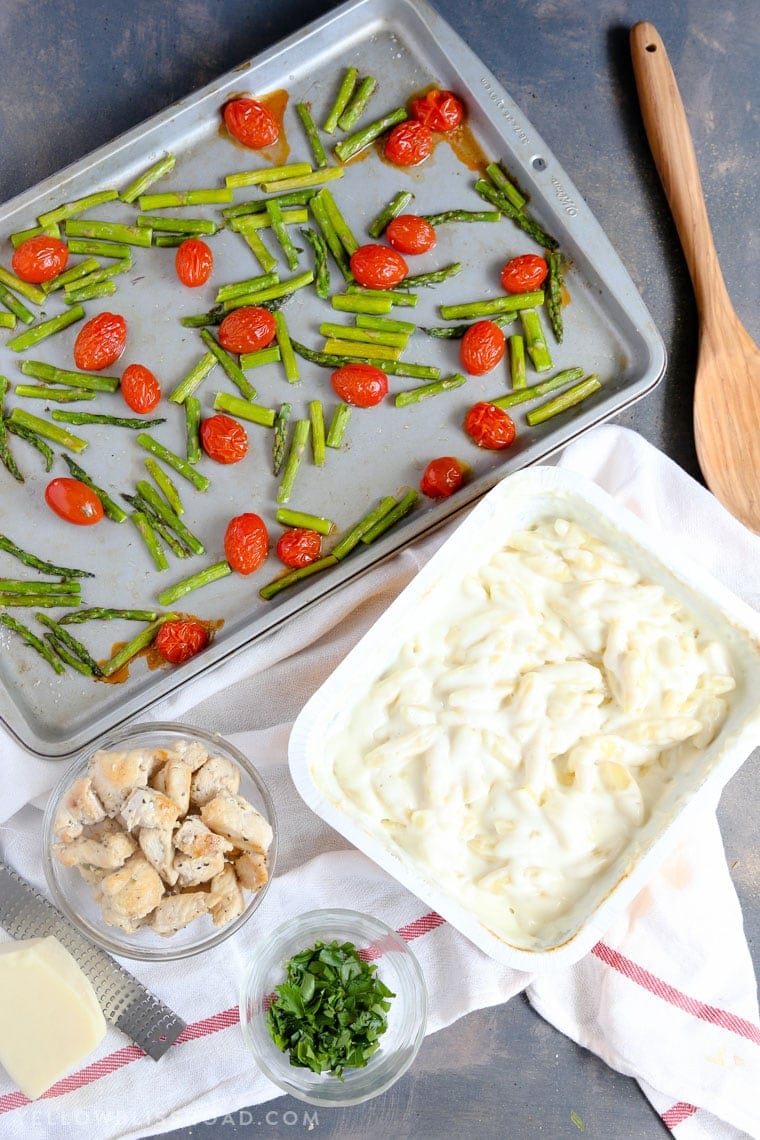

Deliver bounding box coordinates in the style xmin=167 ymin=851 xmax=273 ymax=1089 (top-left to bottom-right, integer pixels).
xmin=321 ymin=518 xmax=736 ymax=950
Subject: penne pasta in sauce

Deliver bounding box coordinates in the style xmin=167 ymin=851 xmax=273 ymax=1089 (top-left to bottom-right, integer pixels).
xmin=322 ymin=517 xmax=736 ymax=950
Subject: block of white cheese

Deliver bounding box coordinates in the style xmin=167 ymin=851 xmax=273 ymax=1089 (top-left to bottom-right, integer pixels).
xmin=0 ymin=935 xmax=107 ymax=1099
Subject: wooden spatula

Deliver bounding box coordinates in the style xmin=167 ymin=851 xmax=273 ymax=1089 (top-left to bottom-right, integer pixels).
xmin=630 ymin=21 xmax=760 ymax=533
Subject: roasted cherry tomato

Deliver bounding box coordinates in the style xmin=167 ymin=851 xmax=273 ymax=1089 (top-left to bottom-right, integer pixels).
xmin=386 ymin=214 xmax=437 ymax=255
xmin=44 ymin=477 xmax=104 ymax=525
xmin=463 ymin=402 xmax=516 ymax=450
xmin=200 ymin=413 xmax=249 ymax=464
xmin=175 ymin=238 xmax=214 ymax=287
xmin=460 ymin=320 xmax=506 ymax=375
xmin=410 ymin=89 xmax=464 ymax=132
xmin=223 ymin=97 xmax=279 ymax=149
xmin=224 ymin=512 xmax=269 ymax=575
xmin=276 ymin=528 xmax=322 ymax=568
xmin=73 ymin=312 xmax=127 ymax=371
xmin=218 ymin=306 xmax=277 ymax=354
xmin=384 ymin=119 xmax=433 ymax=166
xmin=154 ymin=619 xmax=209 ymax=665
xmin=120 ymin=363 xmax=161 ymax=413
xmin=420 ymin=456 xmax=466 ymax=499
xmin=331 ymin=363 xmax=388 ymax=407
xmin=11 ymin=235 xmax=69 ymax=283
xmin=349 ymin=244 xmax=408 ymax=289
xmin=500 ymin=253 xmax=548 ymax=294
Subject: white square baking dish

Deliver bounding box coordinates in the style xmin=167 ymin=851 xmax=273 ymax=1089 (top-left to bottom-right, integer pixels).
xmin=288 ymin=466 xmax=760 ymax=969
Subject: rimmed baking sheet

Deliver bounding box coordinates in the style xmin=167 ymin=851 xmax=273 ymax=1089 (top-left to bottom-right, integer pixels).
xmin=0 ymin=0 xmax=665 ymax=757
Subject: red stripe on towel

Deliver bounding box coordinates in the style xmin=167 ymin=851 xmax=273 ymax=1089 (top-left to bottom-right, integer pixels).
xmin=592 ymin=941 xmax=760 ymax=1045
xmin=0 ymin=1044 xmax=145 ymax=1111
xmin=661 ymin=1102 xmax=698 ymax=1130
xmin=398 ymin=911 xmax=445 ymax=941
xmin=174 ymin=1006 xmax=240 ymax=1042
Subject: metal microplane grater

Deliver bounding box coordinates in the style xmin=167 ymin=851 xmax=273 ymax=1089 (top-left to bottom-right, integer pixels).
xmin=0 ymin=861 xmax=186 ymax=1060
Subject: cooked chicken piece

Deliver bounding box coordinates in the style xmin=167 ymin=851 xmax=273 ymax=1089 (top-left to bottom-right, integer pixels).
xmin=99 ymin=853 xmax=164 ymax=931
xmin=235 ymin=850 xmax=269 ymax=892
xmin=99 ymin=904 xmax=146 ymax=935
xmin=88 ymin=747 xmax=161 ymax=815
xmin=151 ymin=892 xmax=211 ymax=937
xmin=52 ymin=818 xmax=136 ymax=870
xmin=189 ymin=755 xmax=240 ymax=807
xmin=200 ymin=792 xmax=272 ymax=855
xmin=77 ymin=864 xmax=110 ymax=891
xmin=165 ymin=739 xmax=209 ymax=772
xmin=52 ymin=776 xmax=107 ymax=842
xmin=173 ymin=849 xmax=226 ymax=888
xmin=138 ymin=825 xmax=179 ymax=887
xmin=119 ymin=787 xmax=182 ymax=833
xmin=151 ymin=758 xmax=192 ymax=816
xmin=173 ymin=816 xmax=233 ymax=859
xmin=208 ymin=865 xmax=245 ymax=926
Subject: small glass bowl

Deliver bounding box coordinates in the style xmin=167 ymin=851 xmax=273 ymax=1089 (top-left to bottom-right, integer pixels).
xmin=42 ymin=721 xmax=277 ymax=961
xmin=239 ymin=908 xmax=427 ymax=1106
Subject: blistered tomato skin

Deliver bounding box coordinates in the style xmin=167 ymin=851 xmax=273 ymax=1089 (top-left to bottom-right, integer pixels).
xmin=386 ymin=215 xmax=437 ymax=255
xmin=218 ymin=306 xmax=277 ymax=354
xmin=276 ymin=528 xmax=322 ymax=568
xmin=460 ymin=320 xmax=506 ymax=376
xmin=120 ymin=364 xmax=161 ymax=413
xmin=411 ymin=89 xmax=464 ymax=132
xmin=349 ymin=244 xmax=408 ymax=289
xmin=223 ymin=98 xmax=279 ymax=149
xmin=224 ymin=513 xmax=269 ymax=575
xmin=175 ymin=238 xmax=214 ymax=287
xmin=73 ymin=312 xmax=127 ymax=372
xmin=200 ymin=414 xmax=249 ymax=464
xmin=463 ymin=402 xmax=516 ymax=450
xmin=500 ymin=253 xmax=549 ymax=294
xmin=331 ymin=363 xmax=389 ymax=408
xmin=44 ymin=478 xmax=104 ymax=525
xmin=384 ymin=120 xmax=433 ymax=166
xmin=154 ymin=619 xmax=209 ymax=665
xmin=420 ymin=457 xmax=466 ymax=498
xmin=11 ymin=236 xmax=69 ymax=283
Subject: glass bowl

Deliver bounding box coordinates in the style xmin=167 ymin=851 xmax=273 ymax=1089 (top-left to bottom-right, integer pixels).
xmin=42 ymin=721 xmax=277 ymax=961
xmin=239 ymin=908 xmax=427 ymax=1106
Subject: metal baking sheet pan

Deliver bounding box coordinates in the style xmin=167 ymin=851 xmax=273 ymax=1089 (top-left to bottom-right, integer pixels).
xmin=0 ymin=0 xmax=666 ymax=758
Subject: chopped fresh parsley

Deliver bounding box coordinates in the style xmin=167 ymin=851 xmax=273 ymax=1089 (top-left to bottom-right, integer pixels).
xmin=266 ymin=938 xmax=395 ymax=1078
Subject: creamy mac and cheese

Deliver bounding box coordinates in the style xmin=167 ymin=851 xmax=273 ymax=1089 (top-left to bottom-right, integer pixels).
xmin=321 ymin=517 xmax=736 ymax=950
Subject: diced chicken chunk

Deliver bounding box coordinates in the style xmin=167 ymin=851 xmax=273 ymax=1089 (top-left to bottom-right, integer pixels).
xmin=151 ymin=758 xmax=192 ymax=817
xmin=151 ymin=892 xmax=211 ymax=937
xmin=165 ymin=739 xmax=209 ymax=772
xmin=99 ymin=904 xmax=146 ymax=935
xmin=52 ymin=776 xmax=106 ymax=842
xmin=173 ymin=816 xmax=233 ymax=858
xmin=235 ymin=850 xmax=269 ymax=893
xmin=88 ymin=747 xmax=161 ymax=815
xmin=200 ymin=793 xmax=273 ymax=855
xmin=189 ymin=755 xmax=240 ymax=807
xmin=208 ymin=865 xmax=245 ymax=926
xmin=77 ymin=863 xmax=110 ymax=890
xmin=138 ymin=826 xmax=179 ymax=887
xmin=173 ymin=850 xmax=227 ymax=888
xmin=52 ymin=818 xmax=136 ymax=870
xmin=119 ymin=787 xmax=181 ymax=833
xmin=99 ymin=853 xmax=164 ymax=931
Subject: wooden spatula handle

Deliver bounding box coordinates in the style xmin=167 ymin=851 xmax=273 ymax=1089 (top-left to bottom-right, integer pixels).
xmin=630 ymin=21 xmax=725 ymax=316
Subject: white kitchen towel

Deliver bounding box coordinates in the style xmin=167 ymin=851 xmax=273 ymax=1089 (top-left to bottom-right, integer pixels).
xmin=0 ymin=424 xmax=758 ymax=1139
